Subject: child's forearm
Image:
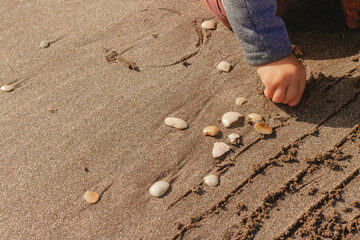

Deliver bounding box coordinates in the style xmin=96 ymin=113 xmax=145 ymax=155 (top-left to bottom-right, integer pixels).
xmin=222 ymin=0 xmax=293 ymax=66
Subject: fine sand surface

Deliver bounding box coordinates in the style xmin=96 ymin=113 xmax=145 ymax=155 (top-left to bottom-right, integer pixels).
xmin=1 ymin=0 xmax=360 ymax=239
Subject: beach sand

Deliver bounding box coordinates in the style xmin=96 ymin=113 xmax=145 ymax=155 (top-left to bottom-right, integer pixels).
xmin=0 ymin=0 xmax=359 ymax=239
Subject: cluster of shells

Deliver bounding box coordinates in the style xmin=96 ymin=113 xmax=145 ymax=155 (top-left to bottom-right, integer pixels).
xmin=147 ymin=20 xmax=273 ymax=199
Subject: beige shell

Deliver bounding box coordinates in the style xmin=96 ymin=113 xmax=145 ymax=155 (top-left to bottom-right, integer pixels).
xmin=201 ymin=20 xmax=216 ymax=30
xmin=235 ymin=97 xmax=247 ymax=107
xmin=0 ymin=85 xmax=15 ymax=92
xmin=228 ymin=133 xmax=241 ymax=144
xmin=221 ymin=112 xmax=243 ymax=128
xmin=254 ymin=122 xmax=273 ymax=135
xmin=212 ymin=142 xmax=230 ymax=158
xmin=203 ymin=126 xmax=220 ymax=137
xmin=149 ymin=181 xmax=170 ymax=197
xmin=40 ymin=40 xmax=50 ymax=48
xmin=204 ymin=174 xmax=219 ymax=187
xmin=217 ymin=61 xmax=231 ymax=72
xmin=247 ymin=113 xmax=263 ymax=124
xmin=84 ymin=191 xmax=100 ymax=204
xmin=164 ymin=117 xmax=188 ymax=130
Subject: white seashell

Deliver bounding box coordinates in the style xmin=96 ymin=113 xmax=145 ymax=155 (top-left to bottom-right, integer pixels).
xmin=164 ymin=117 xmax=188 ymax=130
xmin=247 ymin=113 xmax=263 ymax=124
xmin=40 ymin=40 xmax=50 ymax=48
xmin=204 ymin=174 xmax=219 ymax=187
xmin=221 ymin=112 xmax=243 ymax=128
xmin=235 ymin=97 xmax=247 ymax=107
xmin=149 ymin=181 xmax=170 ymax=197
xmin=1 ymin=85 xmax=15 ymax=92
xmin=217 ymin=61 xmax=231 ymax=72
xmin=228 ymin=133 xmax=241 ymax=144
xmin=83 ymin=191 xmax=100 ymax=204
xmin=212 ymin=142 xmax=230 ymax=158
xmin=254 ymin=122 xmax=273 ymax=135
xmin=201 ymin=20 xmax=216 ymax=30
xmin=203 ymin=126 xmax=220 ymax=137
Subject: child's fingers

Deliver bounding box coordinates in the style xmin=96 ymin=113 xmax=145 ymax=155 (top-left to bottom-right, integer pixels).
xmin=271 ymin=85 xmax=287 ymax=103
xmin=264 ymin=86 xmax=274 ymax=99
xmin=283 ymin=83 xmax=298 ymax=105
xmin=288 ymin=80 xmax=306 ymax=106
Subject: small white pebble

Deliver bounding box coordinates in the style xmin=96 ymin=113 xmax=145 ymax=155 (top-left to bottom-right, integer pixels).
xmin=217 ymin=61 xmax=231 ymax=72
xmin=228 ymin=133 xmax=241 ymax=144
xmin=164 ymin=117 xmax=188 ymax=130
xmin=1 ymin=85 xmax=15 ymax=92
xmin=247 ymin=113 xmax=263 ymax=124
xmin=204 ymin=174 xmax=219 ymax=187
xmin=235 ymin=97 xmax=247 ymax=107
xmin=201 ymin=20 xmax=216 ymax=30
xmin=222 ymin=112 xmax=243 ymax=128
xmin=40 ymin=40 xmax=50 ymax=48
xmin=212 ymin=142 xmax=230 ymax=158
xmin=149 ymin=181 xmax=170 ymax=197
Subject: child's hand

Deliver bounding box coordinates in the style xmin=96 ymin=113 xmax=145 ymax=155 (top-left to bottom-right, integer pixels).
xmin=256 ymin=53 xmax=306 ymax=106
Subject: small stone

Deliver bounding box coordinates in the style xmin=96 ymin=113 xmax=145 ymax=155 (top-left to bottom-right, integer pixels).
xmin=221 ymin=112 xmax=243 ymax=128
xmin=201 ymin=20 xmax=216 ymax=30
xmin=247 ymin=113 xmax=263 ymax=124
xmin=235 ymin=97 xmax=247 ymax=107
xmin=228 ymin=133 xmax=241 ymax=144
xmin=204 ymin=174 xmax=219 ymax=187
xmin=254 ymin=122 xmax=273 ymax=135
xmin=212 ymin=142 xmax=230 ymax=158
xmin=40 ymin=40 xmax=50 ymax=48
xmin=203 ymin=126 xmax=220 ymax=137
xmin=83 ymin=191 xmax=100 ymax=204
xmin=149 ymin=181 xmax=170 ymax=197
xmin=217 ymin=61 xmax=231 ymax=72
xmin=0 ymin=85 xmax=15 ymax=92
xmin=164 ymin=117 xmax=188 ymax=130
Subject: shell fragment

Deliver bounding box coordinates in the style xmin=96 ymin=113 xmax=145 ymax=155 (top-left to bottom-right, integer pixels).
xmin=203 ymin=126 xmax=220 ymax=137
xmin=201 ymin=20 xmax=216 ymax=30
xmin=84 ymin=191 xmax=100 ymax=204
xmin=254 ymin=122 xmax=273 ymax=135
xmin=212 ymin=142 xmax=230 ymax=158
xmin=0 ymin=85 xmax=15 ymax=92
xmin=149 ymin=181 xmax=170 ymax=197
xmin=217 ymin=61 xmax=231 ymax=72
xmin=235 ymin=97 xmax=247 ymax=107
xmin=228 ymin=133 xmax=241 ymax=144
xmin=204 ymin=175 xmax=219 ymax=187
xmin=247 ymin=113 xmax=263 ymax=124
xmin=164 ymin=117 xmax=188 ymax=130
xmin=222 ymin=112 xmax=243 ymax=128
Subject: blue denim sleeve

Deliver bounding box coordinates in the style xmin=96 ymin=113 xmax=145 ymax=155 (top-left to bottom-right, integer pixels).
xmin=222 ymin=0 xmax=293 ymax=66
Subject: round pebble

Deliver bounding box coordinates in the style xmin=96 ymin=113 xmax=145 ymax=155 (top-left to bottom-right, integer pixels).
xmin=228 ymin=133 xmax=241 ymax=144
xmin=221 ymin=112 xmax=243 ymax=128
xmin=203 ymin=126 xmax=220 ymax=137
xmin=235 ymin=97 xmax=247 ymax=107
xmin=149 ymin=181 xmax=170 ymax=197
xmin=204 ymin=174 xmax=219 ymax=187
xmin=247 ymin=113 xmax=263 ymax=124
xmin=212 ymin=142 xmax=230 ymax=158
xmin=164 ymin=117 xmax=188 ymax=130
xmin=83 ymin=191 xmax=100 ymax=204
xmin=217 ymin=61 xmax=231 ymax=72
xmin=40 ymin=40 xmax=50 ymax=48
xmin=201 ymin=20 xmax=216 ymax=30
xmin=254 ymin=122 xmax=273 ymax=135
xmin=1 ymin=85 xmax=15 ymax=92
